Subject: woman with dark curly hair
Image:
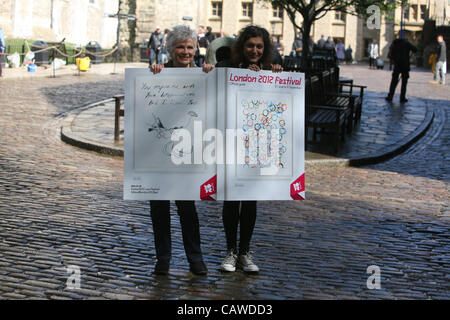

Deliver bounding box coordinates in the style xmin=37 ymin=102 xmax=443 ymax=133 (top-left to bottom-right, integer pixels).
xmin=216 ymin=25 xmax=282 ymax=273
xmin=217 ymin=25 xmax=282 ymax=72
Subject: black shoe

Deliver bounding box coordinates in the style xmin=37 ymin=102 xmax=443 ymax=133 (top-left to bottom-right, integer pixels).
xmin=385 ymin=96 xmax=392 ymax=102
xmin=153 ymin=259 xmax=170 ymax=275
xmin=190 ymin=260 xmax=208 ymax=276
xmin=400 ymin=98 xmax=408 ymax=103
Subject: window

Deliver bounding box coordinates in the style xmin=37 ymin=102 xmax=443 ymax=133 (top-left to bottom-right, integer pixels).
xmin=211 ymin=1 xmax=222 ymax=17
xmin=335 ymin=10 xmax=346 ymax=22
xmin=273 ymin=6 xmax=283 ymax=19
xmin=242 ymin=3 xmax=253 ymax=18
xmin=411 ymin=5 xmax=418 ymax=20
xmin=403 ymin=6 xmax=410 ymax=20
xmin=420 ymin=5 xmax=427 ymax=20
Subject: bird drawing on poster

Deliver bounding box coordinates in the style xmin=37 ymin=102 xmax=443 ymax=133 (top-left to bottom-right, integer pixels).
xmin=147 ymin=111 xmax=198 ymax=157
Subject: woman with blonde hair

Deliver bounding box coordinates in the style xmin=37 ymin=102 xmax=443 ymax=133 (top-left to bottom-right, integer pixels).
xmin=149 ymin=25 xmax=214 ymax=276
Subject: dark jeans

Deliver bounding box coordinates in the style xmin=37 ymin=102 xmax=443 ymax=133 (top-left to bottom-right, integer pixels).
xmin=387 ymin=69 xmax=409 ymax=100
xmin=222 ymin=201 xmax=257 ymax=254
xmin=150 ymin=200 xmax=203 ymax=263
xmin=149 ymin=48 xmax=161 ymax=65
xmin=196 ymin=56 xmax=205 ymax=67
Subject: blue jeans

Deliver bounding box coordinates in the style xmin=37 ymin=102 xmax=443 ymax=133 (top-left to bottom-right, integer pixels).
xmin=434 ymin=61 xmax=446 ymax=84
xmin=149 ymin=49 xmax=161 ymax=65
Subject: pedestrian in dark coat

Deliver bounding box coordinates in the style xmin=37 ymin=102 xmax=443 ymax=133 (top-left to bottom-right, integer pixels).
xmin=317 ymin=35 xmax=325 ymax=49
xmin=147 ymin=27 xmax=164 ymax=65
xmin=385 ymin=36 xmax=417 ymax=103
xmin=345 ymin=45 xmax=353 ymax=64
xmin=336 ymin=41 xmax=345 ymax=63
xmin=205 ymin=26 xmax=216 ymax=44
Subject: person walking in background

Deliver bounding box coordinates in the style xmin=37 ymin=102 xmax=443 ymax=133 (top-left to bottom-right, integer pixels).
xmin=147 ymin=26 xmax=164 ymax=65
xmin=336 ymin=40 xmax=345 ymax=65
xmin=159 ymin=29 xmax=170 ymax=64
xmin=0 ymin=26 xmax=5 ymax=77
xmin=345 ymin=45 xmax=353 ymax=64
xmin=148 ymin=25 xmax=215 ymax=276
xmin=205 ymin=26 xmax=216 ymax=44
xmin=272 ymin=36 xmax=283 ymax=65
xmin=196 ymin=26 xmax=209 ymax=66
xmin=324 ymin=36 xmax=335 ymax=50
xmin=324 ymin=37 xmax=337 ymax=65
xmin=216 ymin=25 xmax=282 ymax=274
xmin=368 ymin=39 xmax=379 ymax=69
xmin=385 ymin=33 xmax=417 ymax=103
xmin=430 ymin=34 xmax=446 ymax=85
xmin=317 ymin=35 xmax=325 ymax=49
xmin=291 ymin=32 xmax=303 ymax=57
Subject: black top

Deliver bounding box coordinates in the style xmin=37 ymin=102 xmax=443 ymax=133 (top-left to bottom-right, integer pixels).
xmin=390 ymin=39 xmax=417 ymax=72
xmin=198 ymin=36 xmax=209 ymax=49
xmin=292 ymin=37 xmax=302 ymax=51
xmin=148 ymin=32 xmax=164 ymax=50
xmin=317 ymin=38 xmax=326 ymax=49
xmin=205 ymin=32 xmax=216 ymax=44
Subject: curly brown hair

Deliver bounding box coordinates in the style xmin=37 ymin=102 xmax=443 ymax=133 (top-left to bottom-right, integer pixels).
xmin=231 ymin=25 xmax=274 ymax=69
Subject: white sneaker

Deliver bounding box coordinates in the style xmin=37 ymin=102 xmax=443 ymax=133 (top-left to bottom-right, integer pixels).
xmin=237 ymin=253 xmax=259 ymax=273
xmin=220 ymin=251 xmax=237 ymax=272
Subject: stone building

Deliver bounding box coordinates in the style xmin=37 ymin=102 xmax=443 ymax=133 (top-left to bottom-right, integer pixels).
xmin=1 ymin=0 xmax=448 ymax=62
xmin=135 ymin=0 xmax=449 ymax=61
xmin=0 ymin=0 xmax=118 ymax=47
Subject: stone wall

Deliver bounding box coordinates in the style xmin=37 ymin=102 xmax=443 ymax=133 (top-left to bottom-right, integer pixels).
xmin=1 ymin=0 xmax=118 ymax=48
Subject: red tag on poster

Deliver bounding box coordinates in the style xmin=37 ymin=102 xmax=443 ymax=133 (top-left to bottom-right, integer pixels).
xmin=290 ymin=174 xmax=305 ymax=200
xmin=200 ymin=175 xmax=217 ymax=201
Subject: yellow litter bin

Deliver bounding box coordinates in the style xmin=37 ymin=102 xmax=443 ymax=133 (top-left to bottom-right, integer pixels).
xmin=76 ymin=57 xmax=90 ymax=71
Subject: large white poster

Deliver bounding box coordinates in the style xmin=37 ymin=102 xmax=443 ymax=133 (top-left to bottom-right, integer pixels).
xmin=221 ymin=68 xmax=305 ymax=201
xmin=133 ymin=76 xmax=206 ymax=171
xmin=124 ymin=67 xmax=305 ymax=201
xmin=124 ymin=68 xmax=217 ymax=200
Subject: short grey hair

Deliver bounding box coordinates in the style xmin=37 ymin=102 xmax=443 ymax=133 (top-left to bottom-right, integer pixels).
xmin=166 ymin=25 xmax=197 ymax=55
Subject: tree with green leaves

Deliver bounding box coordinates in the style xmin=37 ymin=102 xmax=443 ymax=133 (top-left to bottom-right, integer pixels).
xmin=262 ymin=0 xmax=400 ymax=69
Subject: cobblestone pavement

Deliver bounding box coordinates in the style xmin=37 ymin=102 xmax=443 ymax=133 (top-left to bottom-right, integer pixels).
xmin=0 ymin=65 xmax=449 ymax=300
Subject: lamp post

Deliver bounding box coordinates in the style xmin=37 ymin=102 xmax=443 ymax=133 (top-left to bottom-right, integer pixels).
xmin=107 ymin=9 xmax=136 ymax=74
xmin=400 ymin=0 xmax=405 ymax=39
